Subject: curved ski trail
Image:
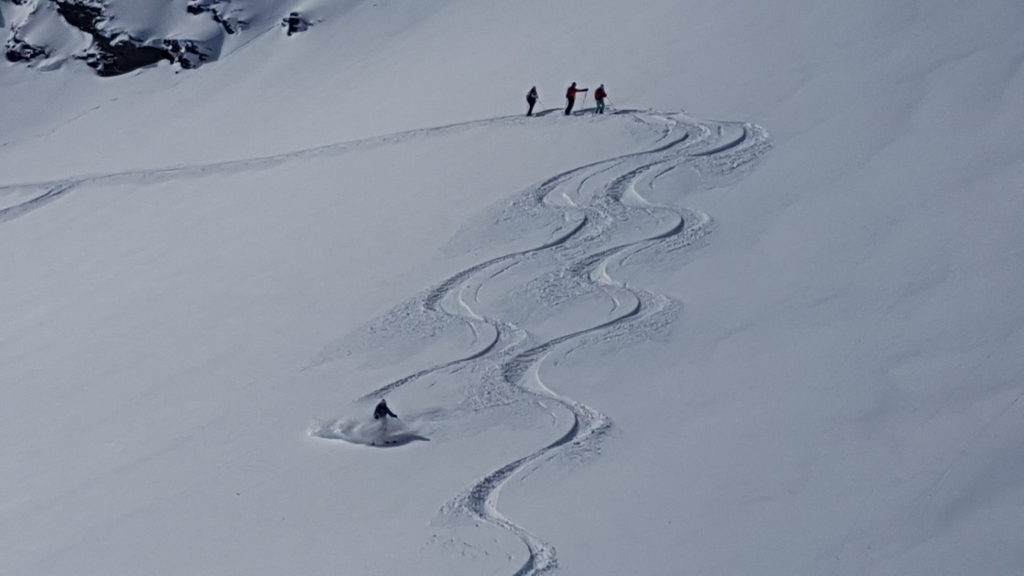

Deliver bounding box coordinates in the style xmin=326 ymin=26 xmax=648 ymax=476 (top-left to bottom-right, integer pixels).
xmin=2 ymin=105 xmax=767 ymax=576
xmin=335 ymin=110 xmax=769 ymax=575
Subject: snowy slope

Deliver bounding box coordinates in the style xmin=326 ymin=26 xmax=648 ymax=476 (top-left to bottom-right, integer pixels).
xmin=3 ymin=1 xmax=1024 ymax=575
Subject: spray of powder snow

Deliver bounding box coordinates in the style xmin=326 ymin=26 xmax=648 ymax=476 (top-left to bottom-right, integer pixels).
xmin=310 ymin=412 xmax=431 ymax=447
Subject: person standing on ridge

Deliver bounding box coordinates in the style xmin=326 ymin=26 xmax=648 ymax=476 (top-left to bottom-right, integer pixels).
xmin=526 ymin=86 xmax=539 ymax=116
xmin=594 ymin=84 xmax=608 ymax=114
xmin=565 ymin=82 xmax=588 ymax=115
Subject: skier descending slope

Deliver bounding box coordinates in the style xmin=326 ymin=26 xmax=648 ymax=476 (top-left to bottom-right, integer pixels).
xmin=370 ymin=398 xmax=399 ymax=446
xmin=374 ymin=398 xmax=397 ymax=420
xmin=564 ymin=82 xmax=588 ymax=115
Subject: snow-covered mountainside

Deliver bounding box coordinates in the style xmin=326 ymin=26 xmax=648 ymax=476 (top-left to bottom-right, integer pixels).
xmin=2 ymin=0 xmax=310 ymax=75
xmin=2 ymin=1 xmax=1023 ymax=575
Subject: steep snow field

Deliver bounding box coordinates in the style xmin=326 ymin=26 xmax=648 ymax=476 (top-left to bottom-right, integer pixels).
xmin=2 ymin=1 xmax=1023 ymax=575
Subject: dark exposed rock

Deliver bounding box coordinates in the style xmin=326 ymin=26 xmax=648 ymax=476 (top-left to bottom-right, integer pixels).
xmin=81 ymin=36 xmax=171 ymax=77
xmin=5 ymin=0 xmax=258 ymax=77
xmin=5 ymin=35 xmax=47 ymax=63
xmin=53 ymin=1 xmax=221 ymax=76
xmin=163 ymin=38 xmax=209 ymax=69
xmin=55 ymin=1 xmax=103 ymax=32
xmin=187 ymin=0 xmax=246 ymax=35
xmin=282 ymin=12 xmax=310 ymax=36
xmin=54 ymin=0 xmax=173 ymax=77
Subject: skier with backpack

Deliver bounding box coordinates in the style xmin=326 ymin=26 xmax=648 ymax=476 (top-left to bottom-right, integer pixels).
xmin=374 ymin=398 xmax=398 ymax=421
xmin=565 ymin=82 xmax=588 ymax=115
xmin=371 ymin=398 xmax=399 ymax=443
xmin=526 ymin=86 xmax=539 ymax=116
xmin=594 ymin=84 xmax=608 ymax=114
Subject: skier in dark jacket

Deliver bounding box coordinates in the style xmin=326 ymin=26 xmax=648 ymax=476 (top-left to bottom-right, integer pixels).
xmin=526 ymin=86 xmax=539 ymax=116
xmin=565 ymin=82 xmax=588 ymax=115
xmin=374 ymin=399 xmax=397 ymax=420
xmin=594 ymin=84 xmax=607 ymax=114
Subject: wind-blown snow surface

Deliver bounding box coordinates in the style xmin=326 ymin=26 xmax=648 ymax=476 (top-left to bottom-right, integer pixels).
xmin=3 ymin=1 xmax=1024 ymax=575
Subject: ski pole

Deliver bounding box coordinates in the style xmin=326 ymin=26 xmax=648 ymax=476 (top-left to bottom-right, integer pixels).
xmin=582 ymin=92 xmax=588 ymax=110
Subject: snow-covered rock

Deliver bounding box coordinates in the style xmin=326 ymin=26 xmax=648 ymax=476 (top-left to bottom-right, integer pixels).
xmin=0 ymin=0 xmax=307 ymax=75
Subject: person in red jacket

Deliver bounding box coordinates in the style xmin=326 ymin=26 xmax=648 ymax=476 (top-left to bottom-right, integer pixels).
xmin=565 ymin=82 xmax=588 ymax=115
xmin=594 ymin=84 xmax=607 ymax=114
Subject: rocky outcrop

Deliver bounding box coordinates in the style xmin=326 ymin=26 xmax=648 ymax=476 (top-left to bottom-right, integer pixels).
xmin=55 ymin=1 xmax=173 ymax=76
xmin=282 ymin=12 xmax=310 ymax=36
xmin=4 ymin=34 xmax=47 ymax=62
xmin=3 ymin=0 xmax=315 ymax=77
xmin=187 ymin=0 xmax=246 ymax=35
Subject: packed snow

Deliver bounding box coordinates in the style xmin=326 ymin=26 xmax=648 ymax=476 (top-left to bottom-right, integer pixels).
xmin=2 ymin=1 xmax=1023 ymax=575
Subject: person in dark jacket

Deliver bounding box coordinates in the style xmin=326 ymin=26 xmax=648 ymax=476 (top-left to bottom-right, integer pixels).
xmin=594 ymin=84 xmax=607 ymax=114
xmin=526 ymin=86 xmax=539 ymax=116
xmin=565 ymin=82 xmax=588 ymax=115
xmin=374 ymin=399 xmax=397 ymax=420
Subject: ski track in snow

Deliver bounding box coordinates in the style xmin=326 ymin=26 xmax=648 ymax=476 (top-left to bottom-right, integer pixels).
xmin=333 ymin=111 xmax=770 ymax=575
xmin=1 ymin=108 xmax=768 ymax=575
xmin=0 ymin=108 xmax=644 ymax=221
xmin=0 ymin=182 xmax=75 ymax=223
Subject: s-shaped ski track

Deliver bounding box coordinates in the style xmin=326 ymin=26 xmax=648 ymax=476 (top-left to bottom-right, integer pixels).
xmin=341 ymin=110 xmax=769 ymax=575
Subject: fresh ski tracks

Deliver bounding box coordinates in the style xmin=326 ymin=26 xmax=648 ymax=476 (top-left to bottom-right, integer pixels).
xmin=340 ymin=111 xmax=770 ymax=575
xmin=2 ymin=110 xmax=769 ymax=575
